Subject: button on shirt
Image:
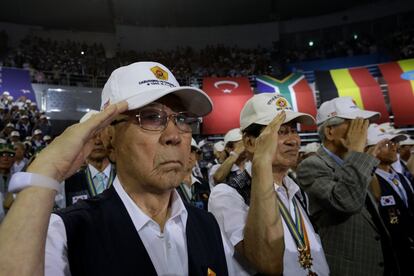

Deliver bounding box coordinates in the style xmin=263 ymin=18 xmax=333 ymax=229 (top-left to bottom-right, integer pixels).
xmin=208 ymin=162 xmax=330 ymax=276
xmin=45 ymin=177 xmax=234 ymax=276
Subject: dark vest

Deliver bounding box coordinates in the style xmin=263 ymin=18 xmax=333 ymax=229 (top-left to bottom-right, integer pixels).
xmin=176 ymin=176 xmax=211 ymax=211
xmin=55 ymin=186 xmax=228 ymax=276
xmin=65 ymin=165 xmax=116 ymax=207
xmin=376 ymin=172 xmax=414 ymax=275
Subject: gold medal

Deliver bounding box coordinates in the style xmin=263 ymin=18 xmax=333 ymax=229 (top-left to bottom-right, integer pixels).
xmin=298 ymin=246 xmax=313 ymax=269
xmin=388 ymin=208 xmax=399 ymax=224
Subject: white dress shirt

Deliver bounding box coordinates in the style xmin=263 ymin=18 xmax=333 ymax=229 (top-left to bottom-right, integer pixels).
xmin=46 ymin=177 xmax=234 ymax=276
xmin=208 ymin=162 xmax=330 ymax=276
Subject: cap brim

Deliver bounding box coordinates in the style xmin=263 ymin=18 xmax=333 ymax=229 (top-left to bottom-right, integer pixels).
xmin=252 ymin=110 xmax=316 ymax=127
xmin=367 ymin=133 xmax=407 ymax=146
xmin=338 ymin=110 xmax=380 ymax=122
xmin=125 ymin=86 xmax=213 ymax=117
xmin=285 ymin=111 xmax=316 ymax=126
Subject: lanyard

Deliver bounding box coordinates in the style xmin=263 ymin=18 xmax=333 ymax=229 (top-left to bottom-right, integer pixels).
xmin=179 ymin=183 xmax=193 ymax=203
xmin=277 ymin=194 xmax=316 ymax=275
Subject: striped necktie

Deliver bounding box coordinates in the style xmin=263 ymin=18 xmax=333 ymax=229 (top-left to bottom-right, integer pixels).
xmin=94 ymin=172 xmax=107 ymax=194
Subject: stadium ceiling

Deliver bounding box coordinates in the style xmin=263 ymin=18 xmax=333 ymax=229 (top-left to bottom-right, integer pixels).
xmin=0 ymin=0 xmax=396 ymax=31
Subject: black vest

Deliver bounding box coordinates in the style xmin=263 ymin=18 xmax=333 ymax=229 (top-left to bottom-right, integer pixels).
xmin=55 ymin=186 xmax=228 ymax=276
xmin=376 ymin=172 xmax=414 ymax=274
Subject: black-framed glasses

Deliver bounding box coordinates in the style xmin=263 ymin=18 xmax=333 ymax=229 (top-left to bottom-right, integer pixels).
xmin=113 ymin=108 xmax=199 ymax=133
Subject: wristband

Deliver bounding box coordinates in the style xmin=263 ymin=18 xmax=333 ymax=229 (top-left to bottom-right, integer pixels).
xmin=8 ymin=172 xmax=62 ymax=193
xmin=229 ymin=151 xmax=239 ymax=158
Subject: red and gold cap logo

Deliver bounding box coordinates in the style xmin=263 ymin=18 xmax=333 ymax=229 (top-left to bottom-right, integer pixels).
xmin=275 ymin=97 xmax=288 ymax=110
xmin=150 ymin=66 xmax=168 ymax=80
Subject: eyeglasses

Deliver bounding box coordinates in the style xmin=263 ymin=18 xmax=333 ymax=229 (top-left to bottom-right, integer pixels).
xmin=0 ymin=152 xmax=15 ymax=157
xmin=112 ymin=108 xmax=199 ymax=133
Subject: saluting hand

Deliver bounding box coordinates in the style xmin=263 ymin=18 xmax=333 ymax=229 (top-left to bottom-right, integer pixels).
xmin=341 ymin=118 xmax=369 ymax=153
xmin=27 ymin=101 xmax=128 ymax=182
xmin=253 ymin=111 xmax=286 ymax=164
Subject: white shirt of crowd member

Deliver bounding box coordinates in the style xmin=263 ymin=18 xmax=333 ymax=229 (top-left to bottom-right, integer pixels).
xmin=209 ymin=93 xmax=329 ymax=275
xmin=211 ymin=128 xmax=245 ymax=186
xmin=207 ymin=141 xmax=226 ymax=189
xmin=0 ymin=62 xmax=234 ymax=276
xmin=190 ymin=138 xmax=203 ymax=179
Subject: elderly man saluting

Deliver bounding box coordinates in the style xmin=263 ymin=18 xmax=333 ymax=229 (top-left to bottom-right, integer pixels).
xmin=297 ymin=97 xmax=400 ymax=276
xmin=0 ymin=62 xmax=229 ymax=276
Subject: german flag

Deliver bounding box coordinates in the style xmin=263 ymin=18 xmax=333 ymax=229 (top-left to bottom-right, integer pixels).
xmin=315 ymin=67 xmax=389 ymax=123
xmin=378 ymin=59 xmax=414 ymax=126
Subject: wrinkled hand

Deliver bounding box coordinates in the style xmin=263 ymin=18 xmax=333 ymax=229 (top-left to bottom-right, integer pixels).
xmin=253 ymin=111 xmax=286 ymax=164
xmin=27 ymin=102 xmax=128 ymax=182
xmin=340 ymin=118 xmax=369 ymax=153
xmin=367 ymin=138 xmax=388 ymax=158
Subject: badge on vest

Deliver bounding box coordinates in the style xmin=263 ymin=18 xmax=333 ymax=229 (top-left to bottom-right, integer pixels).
xmin=380 ymin=195 xmax=396 ymax=206
xmin=207 ymin=268 xmax=216 ymax=276
xmin=72 ymin=194 xmax=88 ymax=204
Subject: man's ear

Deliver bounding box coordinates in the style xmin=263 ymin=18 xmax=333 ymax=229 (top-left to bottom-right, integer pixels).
xmin=324 ymin=125 xmax=335 ymax=142
xmin=242 ymin=134 xmax=256 ymax=154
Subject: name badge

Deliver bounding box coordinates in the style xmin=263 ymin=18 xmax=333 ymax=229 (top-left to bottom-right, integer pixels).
xmin=72 ymin=194 xmax=88 ymax=204
xmin=380 ymin=195 xmax=396 ymax=206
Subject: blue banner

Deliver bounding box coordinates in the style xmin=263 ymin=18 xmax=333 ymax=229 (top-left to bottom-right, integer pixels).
xmin=0 ymin=67 xmax=37 ymax=102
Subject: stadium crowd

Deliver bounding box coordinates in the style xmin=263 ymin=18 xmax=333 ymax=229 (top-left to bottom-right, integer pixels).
xmin=0 ymin=28 xmax=413 ymax=87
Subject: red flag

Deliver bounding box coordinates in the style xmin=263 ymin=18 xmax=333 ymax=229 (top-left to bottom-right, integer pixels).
xmin=202 ymin=77 xmax=253 ymax=135
xmin=378 ymin=59 xmax=414 ymax=126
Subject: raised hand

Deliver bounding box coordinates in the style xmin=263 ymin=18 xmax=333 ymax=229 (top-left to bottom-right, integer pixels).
xmin=340 ymin=118 xmax=369 ymax=153
xmin=27 ymin=101 xmax=128 ymax=182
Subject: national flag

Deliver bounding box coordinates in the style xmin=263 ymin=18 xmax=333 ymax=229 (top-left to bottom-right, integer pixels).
xmin=378 ymin=59 xmax=414 ymax=126
xmin=315 ymin=67 xmax=389 ymax=123
xmin=256 ymin=73 xmax=317 ymax=131
xmin=0 ymin=67 xmax=37 ymax=103
xmin=202 ymin=77 xmax=253 ymax=135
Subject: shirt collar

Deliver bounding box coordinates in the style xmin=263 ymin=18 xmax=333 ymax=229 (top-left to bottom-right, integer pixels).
xmin=376 ymin=167 xmax=399 ymax=181
xmin=113 ymin=177 xmax=188 ymax=232
xmin=245 ymin=160 xmax=300 ymax=200
xmin=88 ymin=163 xmax=111 ymax=178
xmin=321 ymin=145 xmax=344 ymax=166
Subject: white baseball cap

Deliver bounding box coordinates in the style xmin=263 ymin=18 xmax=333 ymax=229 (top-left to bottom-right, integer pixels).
xmin=5 ymin=123 xmax=14 ymax=128
xmin=400 ymin=135 xmax=414 ymax=146
xmin=377 ymin=122 xmax=403 ymax=134
xmin=317 ymin=97 xmax=380 ymax=125
xmin=3 ymin=91 xmax=10 ymax=96
xmin=33 ymin=129 xmax=42 ymax=136
xmin=79 ymin=110 xmax=99 ymax=123
xmin=224 ymin=128 xmax=242 ymax=146
xmin=10 ymin=131 xmax=20 ymax=137
xmin=101 ymin=62 xmax=212 ymax=117
xmin=214 ymin=141 xmax=225 ymax=152
xmin=366 ymin=124 xmax=406 ymax=146
xmin=20 ymin=115 xmax=29 ymax=119
xmin=302 ymin=142 xmax=320 ymax=155
xmin=43 ymin=135 xmax=52 ymax=141
xmin=240 ymin=93 xmax=315 ymax=131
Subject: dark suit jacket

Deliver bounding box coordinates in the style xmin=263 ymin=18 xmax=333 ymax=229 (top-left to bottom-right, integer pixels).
xmin=297 ymin=147 xmax=397 ymax=276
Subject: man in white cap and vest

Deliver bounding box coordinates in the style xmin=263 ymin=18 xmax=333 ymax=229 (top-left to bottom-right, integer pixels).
xmin=366 ymin=124 xmax=414 ymax=275
xmin=209 ymin=93 xmax=329 ymax=275
xmin=63 ymin=110 xmax=116 ymax=207
xmin=296 ymin=97 xmax=399 ymax=276
xmin=0 ymin=62 xmax=230 ymax=276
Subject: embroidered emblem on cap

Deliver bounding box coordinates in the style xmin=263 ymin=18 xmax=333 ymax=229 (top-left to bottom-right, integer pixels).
xmin=275 ymin=97 xmax=288 ymax=110
xmin=150 ymin=66 xmax=168 ymax=80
